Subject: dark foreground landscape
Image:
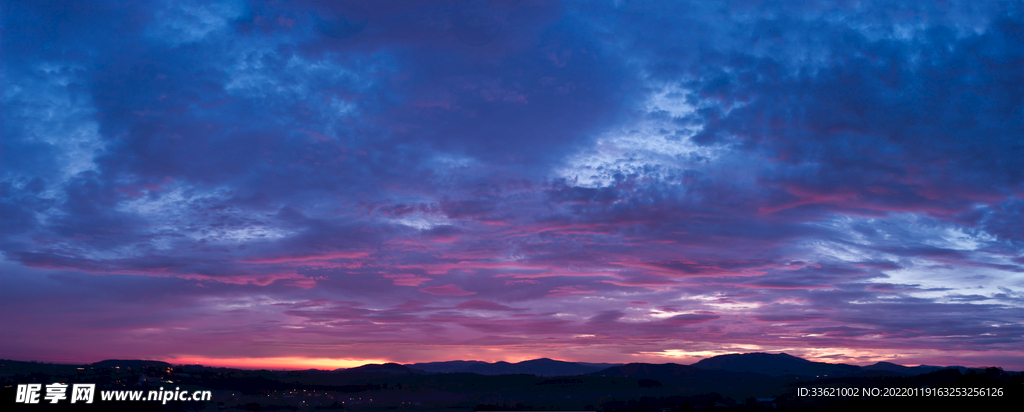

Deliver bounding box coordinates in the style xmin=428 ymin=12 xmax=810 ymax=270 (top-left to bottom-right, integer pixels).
xmin=3 ymin=353 xmax=1020 ymax=411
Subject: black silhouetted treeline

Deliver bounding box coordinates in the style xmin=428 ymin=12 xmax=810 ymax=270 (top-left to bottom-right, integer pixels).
xmin=2 ymin=354 xmax=1020 ymax=411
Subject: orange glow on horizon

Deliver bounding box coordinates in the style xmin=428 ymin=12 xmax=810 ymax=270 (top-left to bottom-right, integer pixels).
xmin=163 ymin=356 xmax=392 ymax=370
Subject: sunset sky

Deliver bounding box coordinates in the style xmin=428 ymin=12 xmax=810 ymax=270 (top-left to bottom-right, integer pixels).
xmin=2 ymin=0 xmax=1023 ymax=370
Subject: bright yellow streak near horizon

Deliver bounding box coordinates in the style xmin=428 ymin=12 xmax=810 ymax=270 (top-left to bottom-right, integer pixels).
xmin=163 ymin=356 xmax=391 ymax=370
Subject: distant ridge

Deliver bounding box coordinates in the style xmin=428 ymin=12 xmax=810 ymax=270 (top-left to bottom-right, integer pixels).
xmin=692 ymin=352 xmax=861 ymax=378
xmin=585 ymin=362 xmax=780 ymax=393
xmin=78 ymin=354 xmax=1004 ymax=378
xmin=587 ymin=362 xmax=701 ymax=378
xmin=862 ymin=361 xmax=946 ymax=375
xmin=405 ymin=360 xmax=488 ymax=373
xmin=336 ymin=363 xmax=425 ymax=375
xmin=408 ymin=358 xmax=622 ymax=376
xmin=92 ymin=360 xmax=172 ymax=369
xmin=404 ymin=354 xmax=995 ymax=378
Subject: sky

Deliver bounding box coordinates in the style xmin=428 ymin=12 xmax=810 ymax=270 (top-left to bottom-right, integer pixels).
xmin=2 ymin=0 xmax=1023 ymax=370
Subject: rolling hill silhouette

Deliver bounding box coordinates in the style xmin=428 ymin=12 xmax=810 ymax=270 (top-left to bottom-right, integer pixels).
xmin=691 ymin=352 xmax=862 ymax=377
xmin=404 ymin=360 xmax=489 ymax=373
xmin=588 ymin=362 xmax=703 ymax=378
xmin=584 ymin=362 xmax=786 ymax=398
xmin=335 ymin=362 xmax=427 ymax=375
xmin=408 ymin=358 xmax=622 ymax=376
xmin=389 ymin=353 xmax=974 ymax=379
xmin=92 ymin=359 xmax=172 ymax=369
xmin=861 ymin=361 xmax=945 ymax=375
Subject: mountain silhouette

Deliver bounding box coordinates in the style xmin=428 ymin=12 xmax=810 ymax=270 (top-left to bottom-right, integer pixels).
xmin=588 ymin=362 xmax=703 ymax=378
xmin=336 ymin=362 xmax=425 ymax=375
xmin=77 ymin=353 xmax=1001 ymax=381
xmin=408 ymin=354 xmax=973 ymax=379
xmin=862 ymin=361 xmax=945 ymax=375
xmin=588 ymin=362 xmax=772 ymax=383
xmin=409 ymin=358 xmax=622 ymax=376
xmin=406 ymin=360 xmax=489 ymax=373
xmin=92 ymin=359 xmax=172 ymax=369
xmin=586 ymin=362 xmax=784 ymax=397
xmin=692 ymin=352 xmax=861 ymax=377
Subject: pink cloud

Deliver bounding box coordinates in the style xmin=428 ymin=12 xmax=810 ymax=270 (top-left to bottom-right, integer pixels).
xmin=455 ymin=299 xmax=523 ymax=311
xmin=245 ymin=251 xmax=369 ymax=264
xmin=503 ymin=279 xmax=540 ymax=285
xmin=419 ymin=284 xmax=477 ymax=296
xmin=385 ymin=274 xmax=432 ymax=286
xmin=545 ymin=285 xmax=596 ymax=297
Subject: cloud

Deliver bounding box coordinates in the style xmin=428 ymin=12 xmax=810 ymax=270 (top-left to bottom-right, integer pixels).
xmin=419 ymin=284 xmax=477 ymax=296
xmin=455 ymin=299 xmax=524 ymax=312
xmin=2 ymin=0 xmax=1023 ymax=369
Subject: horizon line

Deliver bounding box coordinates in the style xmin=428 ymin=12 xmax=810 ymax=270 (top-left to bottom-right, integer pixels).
xmin=2 ymin=352 xmax=998 ymax=372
